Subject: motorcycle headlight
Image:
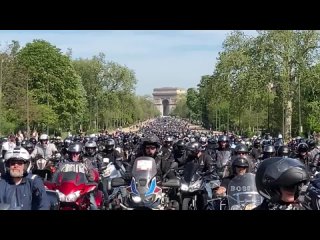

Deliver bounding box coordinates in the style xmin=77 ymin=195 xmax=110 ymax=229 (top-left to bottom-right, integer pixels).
xmin=132 ymin=195 xmax=142 ymax=203
xmin=230 ymin=205 xmax=242 ymax=210
xmin=57 ymin=191 xmax=66 ymax=202
xmin=244 ymin=203 xmax=256 ymax=210
xmin=65 ymin=191 xmax=81 ymax=202
xmin=188 ymin=181 xmax=201 ymax=192
xmin=181 ymin=184 xmax=189 ymax=191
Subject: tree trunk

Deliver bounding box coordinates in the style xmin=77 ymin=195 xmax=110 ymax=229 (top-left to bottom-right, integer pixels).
xmin=284 ymin=100 xmax=292 ymax=141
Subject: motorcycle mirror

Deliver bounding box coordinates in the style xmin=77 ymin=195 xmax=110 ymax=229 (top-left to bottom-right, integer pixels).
xmin=111 ymin=177 xmax=126 ymax=187
xmin=162 ymin=179 xmax=181 ymax=188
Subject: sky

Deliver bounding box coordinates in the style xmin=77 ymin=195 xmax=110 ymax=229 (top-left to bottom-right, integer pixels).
xmin=0 ymin=30 xmax=257 ymax=96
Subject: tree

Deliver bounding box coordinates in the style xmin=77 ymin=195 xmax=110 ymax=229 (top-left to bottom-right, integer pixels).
xmin=17 ymin=39 xmax=87 ymax=132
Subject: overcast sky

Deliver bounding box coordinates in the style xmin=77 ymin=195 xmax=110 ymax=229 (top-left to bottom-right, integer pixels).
xmin=0 ymin=30 xmax=257 ymax=96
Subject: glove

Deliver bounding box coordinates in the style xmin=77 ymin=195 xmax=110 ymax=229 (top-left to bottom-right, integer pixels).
xmin=123 ymin=172 xmax=132 ymax=180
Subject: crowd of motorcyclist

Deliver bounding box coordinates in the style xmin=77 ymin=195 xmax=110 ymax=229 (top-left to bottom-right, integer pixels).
xmin=0 ymin=116 xmax=319 ymax=210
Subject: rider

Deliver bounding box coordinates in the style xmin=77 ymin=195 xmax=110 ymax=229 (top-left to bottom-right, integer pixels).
xmin=31 ymin=134 xmax=58 ymax=159
xmin=183 ymin=141 xmax=215 ymax=208
xmin=84 ymin=140 xmax=99 ymax=168
xmin=254 ymin=157 xmax=309 ymax=210
xmin=55 ymin=142 xmax=98 ymax=210
xmin=215 ymin=156 xmax=251 ymax=196
xmin=0 ymin=147 xmax=50 ymax=210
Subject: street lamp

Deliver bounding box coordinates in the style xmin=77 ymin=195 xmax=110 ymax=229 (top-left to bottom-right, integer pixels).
xmin=267 ymin=82 xmax=274 ymax=133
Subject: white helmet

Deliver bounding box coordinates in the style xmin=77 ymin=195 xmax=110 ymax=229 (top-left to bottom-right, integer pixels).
xmin=4 ymin=147 xmax=31 ymax=173
xmin=39 ymin=134 xmax=49 ymax=141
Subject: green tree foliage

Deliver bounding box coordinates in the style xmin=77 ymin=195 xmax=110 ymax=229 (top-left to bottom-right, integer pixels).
xmin=175 ymin=30 xmax=320 ymax=141
xmin=16 ymin=40 xmax=87 ymax=133
xmin=0 ymin=40 xmax=159 ymax=135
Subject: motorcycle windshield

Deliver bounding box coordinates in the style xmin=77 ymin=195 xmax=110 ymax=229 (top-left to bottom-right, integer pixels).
xmin=53 ymin=171 xmax=88 ymax=185
xmin=227 ymin=173 xmax=263 ymax=210
xmin=183 ymin=161 xmax=200 ymax=183
xmin=131 ymin=157 xmax=157 ymax=196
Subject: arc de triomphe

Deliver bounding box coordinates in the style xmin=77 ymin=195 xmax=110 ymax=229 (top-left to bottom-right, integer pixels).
xmin=152 ymin=87 xmax=186 ymax=116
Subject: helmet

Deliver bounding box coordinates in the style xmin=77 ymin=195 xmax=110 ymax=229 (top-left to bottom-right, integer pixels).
xmin=307 ymin=139 xmax=316 ymax=150
xmin=85 ymin=141 xmax=97 ymax=156
xmin=255 ymin=157 xmax=309 ymax=203
xmin=67 ymin=142 xmax=83 ymax=154
xmin=39 ymin=134 xmax=49 ymax=141
xmin=218 ymin=135 xmax=228 ymax=142
xmin=64 ymin=138 xmax=73 ymax=149
xmin=186 ymin=142 xmax=202 ymax=156
xmin=277 ymin=145 xmax=290 ymax=157
xmin=4 ymin=147 xmax=31 ymax=173
xmin=174 ymin=139 xmax=186 ymax=154
xmin=234 ymin=144 xmax=249 ymax=154
xmin=105 ymin=139 xmax=115 ymax=151
xmin=262 ymin=145 xmax=276 ymax=159
xmin=231 ymin=156 xmax=250 ymax=174
xmin=5 ymin=147 xmax=30 ymax=162
xmin=25 ymin=141 xmax=35 ymax=154
xmin=29 ymin=137 xmax=37 ymax=145
xmin=21 ymin=140 xmax=27 ymax=148
xmin=297 ymin=143 xmax=309 ymax=153
xmin=164 ymin=136 xmax=174 ymax=143
xmin=142 ymin=135 xmax=160 ymax=148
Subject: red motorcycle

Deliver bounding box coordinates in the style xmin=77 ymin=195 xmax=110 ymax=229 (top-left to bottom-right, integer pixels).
xmin=45 ymin=171 xmax=104 ymax=210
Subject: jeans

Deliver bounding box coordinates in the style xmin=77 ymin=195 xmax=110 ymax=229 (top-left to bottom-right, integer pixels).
xmin=89 ymin=192 xmax=98 ymax=210
xmin=205 ymin=182 xmax=213 ymax=199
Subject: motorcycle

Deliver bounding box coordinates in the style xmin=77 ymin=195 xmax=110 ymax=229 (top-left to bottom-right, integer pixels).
xmin=99 ymin=157 xmax=127 ymax=209
xmin=32 ymin=153 xmax=61 ymax=181
xmin=115 ymin=156 xmax=180 ymax=210
xmin=45 ymin=170 xmax=104 ymax=210
xmin=180 ymin=162 xmax=211 ymax=210
xmin=301 ymin=178 xmax=320 ymax=210
xmin=227 ymin=173 xmax=263 ymax=210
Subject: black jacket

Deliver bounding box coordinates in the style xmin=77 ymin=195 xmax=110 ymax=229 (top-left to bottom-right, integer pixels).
xmin=253 ymin=199 xmax=305 ymax=210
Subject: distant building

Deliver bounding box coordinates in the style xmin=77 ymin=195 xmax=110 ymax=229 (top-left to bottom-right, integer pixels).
xmin=152 ymin=87 xmax=186 ymax=116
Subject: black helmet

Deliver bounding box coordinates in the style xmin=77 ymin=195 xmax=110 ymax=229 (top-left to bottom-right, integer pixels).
xmin=164 ymin=136 xmax=174 ymax=143
xmin=231 ymin=156 xmax=250 ymax=174
xmin=29 ymin=137 xmax=37 ymax=145
xmin=277 ymin=145 xmax=290 ymax=157
xmin=255 ymin=157 xmax=309 ymax=203
xmin=105 ymin=138 xmax=116 ymax=151
xmin=307 ymin=139 xmax=316 ymax=150
xmin=208 ymin=138 xmax=217 ymax=145
xmin=67 ymin=142 xmax=83 ymax=154
xmin=142 ymin=135 xmax=160 ymax=148
xmin=186 ymin=142 xmax=202 ymax=156
xmin=234 ymin=144 xmax=249 ymax=154
xmin=64 ymin=138 xmax=73 ymax=149
xmin=25 ymin=141 xmax=35 ymax=154
xmin=297 ymin=143 xmax=309 ymax=153
xmin=262 ymin=145 xmax=276 ymax=159
xmin=85 ymin=141 xmax=97 ymax=156
xmin=218 ymin=135 xmax=228 ymax=142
